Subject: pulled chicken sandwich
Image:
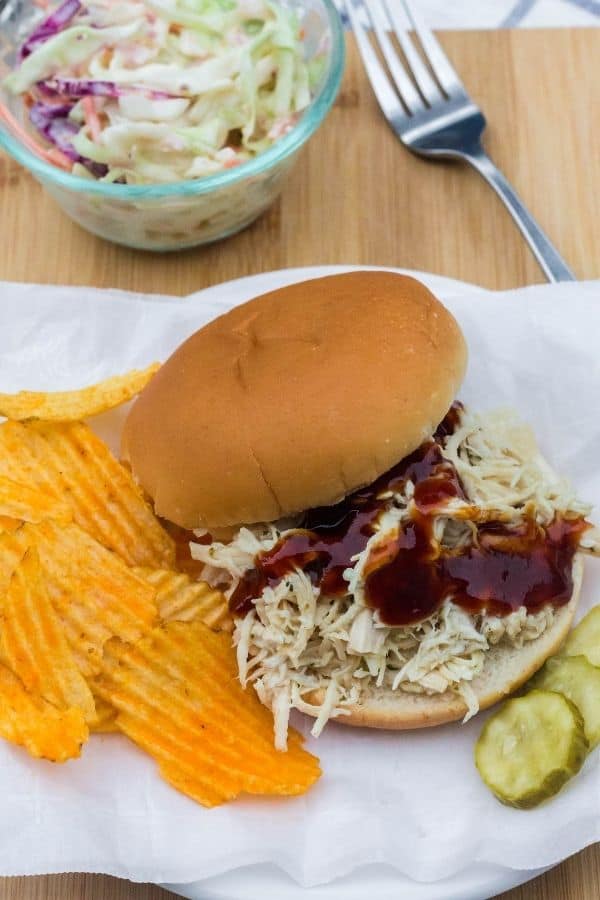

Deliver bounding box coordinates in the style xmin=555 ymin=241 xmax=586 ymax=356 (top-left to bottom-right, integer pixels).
xmin=122 ymin=271 xmax=597 ymax=750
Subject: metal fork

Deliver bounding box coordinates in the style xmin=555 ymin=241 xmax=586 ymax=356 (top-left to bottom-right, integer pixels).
xmin=343 ymin=0 xmax=575 ymax=282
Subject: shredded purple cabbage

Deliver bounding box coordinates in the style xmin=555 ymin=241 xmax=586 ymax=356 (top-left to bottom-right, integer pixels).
xmin=42 ymin=79 xmax=123 ymax=98
xmin=20 ymin=0 xmax=83 ymax=60
xmin=29 ymin=102 xmax=107 ymax=177
xmin=30 ymin=102 xmax=80 ymax=159
xmin=41 ymin=79 xmax=174 ymax=100
xmin=35 ymin=81 xmax=62 ymax=99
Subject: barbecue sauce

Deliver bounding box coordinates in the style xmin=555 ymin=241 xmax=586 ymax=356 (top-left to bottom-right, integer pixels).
xmin=362 ymin=512 xmax=586 ymax=626
xmin=229 ymin=403 xmax=587 ymax=624
xmin=162 ymin=520 xmax=208 ymax=580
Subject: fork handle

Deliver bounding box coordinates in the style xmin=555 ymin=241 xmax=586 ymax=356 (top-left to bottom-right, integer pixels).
xmin=462 ymin=146 xmax=575 ymax=283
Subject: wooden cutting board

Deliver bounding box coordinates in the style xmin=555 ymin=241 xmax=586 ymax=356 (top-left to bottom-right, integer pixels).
xmin=0 ymin=25 xmax=599 ymax=900
xmin=0 ymin=29 xmax=598 ymax=290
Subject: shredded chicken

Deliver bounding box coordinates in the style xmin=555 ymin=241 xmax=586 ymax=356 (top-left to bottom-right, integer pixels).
xmin=191 ymin=407 xmax=593 ymax=750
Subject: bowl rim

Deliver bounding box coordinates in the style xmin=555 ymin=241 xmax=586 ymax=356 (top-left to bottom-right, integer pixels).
xmin=0 ymin=0 xmax=345 ymax=198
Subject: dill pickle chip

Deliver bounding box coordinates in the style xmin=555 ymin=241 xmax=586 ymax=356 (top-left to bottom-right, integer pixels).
xmin=475 ymin=690 xmax=588 ymax=809
xmin=563 ymin=606 xmax=600 ymax=666
xmin=529 ymin=655 xmax=600 ymax=749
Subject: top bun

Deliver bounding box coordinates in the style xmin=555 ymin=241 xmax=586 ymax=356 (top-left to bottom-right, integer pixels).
xmin=122 ymin=272 xmax=468 ymax=529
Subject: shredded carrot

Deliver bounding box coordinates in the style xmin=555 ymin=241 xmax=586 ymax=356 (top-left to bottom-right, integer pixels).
xmin=46 ymin=147 xmax=74 ymax=168
xmin=100 ymin=48 xmax=113 ymax=67
xmin=33 ymin=0 xmax=50 ymax=8
xmin=0 ymin=102 xmax=73 ymax=172
xmin=82 ymin=96 xmax=101 ymax=142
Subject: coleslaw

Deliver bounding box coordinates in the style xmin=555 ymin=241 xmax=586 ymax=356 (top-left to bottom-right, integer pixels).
xmin=4 ymin=0 xmax=313 ymax=183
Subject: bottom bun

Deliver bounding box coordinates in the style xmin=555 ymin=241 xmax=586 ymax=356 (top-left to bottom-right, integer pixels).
xmin=306 ymin=554 xmax=584 ymax=730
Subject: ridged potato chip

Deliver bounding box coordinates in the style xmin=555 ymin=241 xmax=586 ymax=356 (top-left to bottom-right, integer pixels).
xmin=0 ymin=547 xmax=96 ymax=722
xmin=0 ymin=475 xmax=71 ymax=526
xmin=0 ymin=663 xmax=87 ymax=762
xmin=0 ymin=521 xmax=157 ymax=678
xmin=0 ymin=408 xmax=321 ymax=798
xmin=95 ymin=621 xmax=321 ymax=807
xmin=0 ymin=528 xmax=25 ymax=596
xmin=133 ymin=567 xmax=232 ymax=631
xmin=0 ymin=420 xmax=174 ymax=568
xmin=0 ymin=364 xmax=160 ymax=422
xmin=90 ymin=691 xmax=118 ymax=734
xmin=0 ymin=517 xmax=20 ymax=533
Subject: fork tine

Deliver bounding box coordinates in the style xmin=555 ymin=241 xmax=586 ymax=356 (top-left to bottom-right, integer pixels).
xmin=364 ymin=0 xmax=425 ymax=116
xmin=381 ymin=0 xmax=443 ymax=107
xmin=342 ymin=0 xmax=408 ymax=132
xmin=401 ymin=0 xmax=466 ymax=98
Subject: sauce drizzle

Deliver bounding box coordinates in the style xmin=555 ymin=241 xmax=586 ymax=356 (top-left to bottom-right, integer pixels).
xmin=229 ymin=403 xmax=587 ymax=625
xmin=362 ymin=512 xmax=586 ymax=626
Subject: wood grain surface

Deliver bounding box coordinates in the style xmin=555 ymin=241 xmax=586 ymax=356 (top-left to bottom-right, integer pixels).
xmin=0 ymin=29 xmax=599 ymax=291
xmin=0 ymin=25 xmax=599 ymax=900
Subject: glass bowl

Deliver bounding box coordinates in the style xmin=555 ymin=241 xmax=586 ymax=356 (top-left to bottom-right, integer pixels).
xmin=0 ymin=0 xmax=345 ymax=251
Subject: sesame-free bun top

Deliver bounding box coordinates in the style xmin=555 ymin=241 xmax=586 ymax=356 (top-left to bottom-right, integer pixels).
xmin=122 ymin=271 xmax=468 ymax=529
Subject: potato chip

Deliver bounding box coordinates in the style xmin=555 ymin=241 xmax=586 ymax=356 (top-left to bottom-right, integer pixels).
xmin=0 ymin=528 xmax=25 ymax=596
xmin=0 ymin=521 xmax=157 ymax=679
xmin=0 ymin=475 xmax=71 ymax=526
xmin=0 ymin=420 xmax=175 ymax=568
xmin=0 ymin=364 xmax=160 ymax=422
xmin=0 ymin=547 xmax=96 ymax=722
xmin=95 ymin=621 xmax=321 ymax=807
xmin=0 ymin=663 xmax=87 ymax=762
xmin=0 ymin=516 xmax=20 ymax=533
xmin=133 ymin=567 xmax=232 ymax=631
xmin=90 ymin=690 xmax=118 ymax=734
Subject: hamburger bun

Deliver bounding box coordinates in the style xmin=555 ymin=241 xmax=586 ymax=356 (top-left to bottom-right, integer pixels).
xmin=306 ymin=555 xmax=584 ymax=730
xmin=122 ymin=271 xmax=467 ymax=529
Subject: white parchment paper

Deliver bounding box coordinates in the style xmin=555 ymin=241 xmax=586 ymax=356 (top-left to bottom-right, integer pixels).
xmin=0 ymin=268 xmax=599 ymax=887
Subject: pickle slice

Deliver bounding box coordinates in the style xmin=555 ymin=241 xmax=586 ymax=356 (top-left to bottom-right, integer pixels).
xmin=475 ymin=690 xmax=588 ymax=809
xmin=564 ymin=606 xmax=600 ymax=666
xmin=530 ymin=655 xmax=600 ymax=749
